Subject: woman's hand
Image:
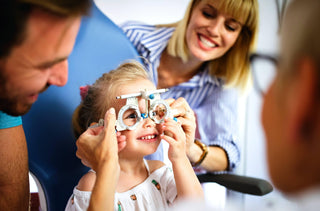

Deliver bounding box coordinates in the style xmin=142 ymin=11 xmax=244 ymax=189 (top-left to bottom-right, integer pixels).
xmin=166 ymin=97 xmax=196 ymax=155
xmin=75 ymin=108 xmax=126 ymax=172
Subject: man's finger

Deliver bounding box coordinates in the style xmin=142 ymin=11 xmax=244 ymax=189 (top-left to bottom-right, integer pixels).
xmin=86 ymin=125 xmax=104 ymax=135
xmin=103 ymin=107 xmax=117 ymax=135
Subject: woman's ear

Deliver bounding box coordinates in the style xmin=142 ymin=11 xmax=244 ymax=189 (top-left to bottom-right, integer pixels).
xmin=285 ymin=57 xmax=318 ymax=143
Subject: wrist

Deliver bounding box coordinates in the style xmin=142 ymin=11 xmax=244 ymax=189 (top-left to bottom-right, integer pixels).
xmin=96 ymin=156 xmax=119 ymax=172
xmin=170 ymin=153 xmax=189 ymax=165
xmin=188 ymin=141 xmax=202 ymax=162
xmin=190 ymin=139 xmax=208 ymax=167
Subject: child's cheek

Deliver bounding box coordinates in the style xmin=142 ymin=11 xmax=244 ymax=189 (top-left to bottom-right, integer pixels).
xmin=157 ymin=123 xmax=164 ymax=134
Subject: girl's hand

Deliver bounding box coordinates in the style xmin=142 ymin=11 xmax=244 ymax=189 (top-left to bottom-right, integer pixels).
xmin=161 ymin=118 xmax=187 ymax=163
xmin=166 ymin=97 xmax=196 ymax=155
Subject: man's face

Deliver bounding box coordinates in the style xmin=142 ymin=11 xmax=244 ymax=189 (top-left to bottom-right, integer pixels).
xmin=0 ymin=8 xmax=81 ymax=116
xmin=262 ymin=63 xmax=305 ymax=193
xmin=262 ymin=76 xmax=288 ymax=189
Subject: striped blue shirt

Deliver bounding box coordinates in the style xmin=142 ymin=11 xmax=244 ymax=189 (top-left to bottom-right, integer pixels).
xmin=121 ymin=21 xmax=240 ymax=171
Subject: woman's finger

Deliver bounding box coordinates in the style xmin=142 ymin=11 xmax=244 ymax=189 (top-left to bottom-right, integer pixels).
xmin=169 ymin=97 xmax=194 ymax=118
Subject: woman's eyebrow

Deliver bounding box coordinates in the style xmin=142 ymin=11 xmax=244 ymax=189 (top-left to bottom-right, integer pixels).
xmin=229 ymin=18 xmax=243 ymax=26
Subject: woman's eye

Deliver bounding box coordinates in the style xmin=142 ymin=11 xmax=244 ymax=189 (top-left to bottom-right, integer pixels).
xmin=202 ymin=11 xmax=213 ymax=18
xmin=202 ymin=7 xmax=217 ymax=19
xmin=225 ymin=21 xmax=240 ymax=32
xmin=225 ymin=24 xmax=236 ymax=31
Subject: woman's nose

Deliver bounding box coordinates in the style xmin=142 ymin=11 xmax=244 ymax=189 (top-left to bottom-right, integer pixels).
xmin=207 ymin=16 xmax=225 ymax=37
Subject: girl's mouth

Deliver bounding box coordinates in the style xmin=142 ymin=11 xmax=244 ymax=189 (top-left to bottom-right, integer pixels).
xmin=138 ymin=134 xmax=158 ymax=142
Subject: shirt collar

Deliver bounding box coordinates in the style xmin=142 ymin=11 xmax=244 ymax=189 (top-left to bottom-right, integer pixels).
xmin=140 ymin=27 xmax=175 ymax=62
xmin=175 ymin=67 xmax=222 ymax=89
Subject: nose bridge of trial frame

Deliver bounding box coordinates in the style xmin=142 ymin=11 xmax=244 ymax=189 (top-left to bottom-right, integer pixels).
xmin=115 ymin=88 xmax=171 ymax=131
xmin=116 ymin=88 xmax=168 ymax=118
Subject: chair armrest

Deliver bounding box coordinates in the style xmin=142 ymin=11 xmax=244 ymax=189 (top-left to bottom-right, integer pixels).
xmin=197 ymin=173 xmax=273 ymax=196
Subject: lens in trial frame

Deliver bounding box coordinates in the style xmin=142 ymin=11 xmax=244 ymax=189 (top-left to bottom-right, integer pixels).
xmin=149 ymin=102 xmax=169 ymax=123
xmin=122 ymin=108 xmax=140 ymax=127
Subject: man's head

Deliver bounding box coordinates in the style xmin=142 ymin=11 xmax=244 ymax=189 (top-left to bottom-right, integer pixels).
xmin=0 ymin=0 xmax=91 ymax=116
xmin=262 ymin=0 xmax=320 ymax=194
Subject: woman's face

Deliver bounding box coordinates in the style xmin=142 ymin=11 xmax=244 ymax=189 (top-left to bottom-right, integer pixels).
xmin=114 ymin=79 xmax=163 ymax=158
xmin=186 ymin=0 xmax=243 ymax=62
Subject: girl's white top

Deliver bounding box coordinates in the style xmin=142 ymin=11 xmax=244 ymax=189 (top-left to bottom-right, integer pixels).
xmin=65 ymin=159 xmax=177 ymax=211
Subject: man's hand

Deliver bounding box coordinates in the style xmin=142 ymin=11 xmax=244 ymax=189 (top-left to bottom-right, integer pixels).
xmin=75 ymin=108 xmax=126 ymax=171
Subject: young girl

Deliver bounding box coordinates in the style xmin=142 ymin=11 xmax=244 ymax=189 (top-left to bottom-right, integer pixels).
xmin=65 ymin=61 xmax=204 ymax=210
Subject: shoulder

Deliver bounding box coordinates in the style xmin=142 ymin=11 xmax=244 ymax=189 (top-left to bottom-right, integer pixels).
xmin=120 ymin=21 xmax=156 ymax=33
xmin=76 ymin=171 xmax=96 ymax=192
xmin=146 ymin=160 xmax=166 ymax=174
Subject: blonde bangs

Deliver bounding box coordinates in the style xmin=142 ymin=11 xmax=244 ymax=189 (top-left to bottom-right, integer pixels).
xmin=212 ymin=0 xmax=254 ymax=25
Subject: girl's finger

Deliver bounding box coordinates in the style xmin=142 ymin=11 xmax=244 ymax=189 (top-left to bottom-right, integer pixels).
xmin=161 ymin=133 xmax=176 ymax=145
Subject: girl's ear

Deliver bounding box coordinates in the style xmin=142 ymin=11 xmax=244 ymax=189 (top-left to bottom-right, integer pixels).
xmin=285 ymin=57 xmax=318 ymax=143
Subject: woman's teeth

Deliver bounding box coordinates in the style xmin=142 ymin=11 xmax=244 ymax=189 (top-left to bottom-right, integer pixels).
xmin=200 ymin=35 xmax=216 ymax=48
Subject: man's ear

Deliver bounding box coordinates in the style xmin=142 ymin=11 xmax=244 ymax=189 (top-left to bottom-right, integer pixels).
xmin=285 ymin=57 xmax=318 ymax=142
xmin=89 ymin=122 xmax=98 ymax=127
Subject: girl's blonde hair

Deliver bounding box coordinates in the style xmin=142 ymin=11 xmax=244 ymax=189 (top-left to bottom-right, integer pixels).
xmin=72 ymin=61 xmax=151 ymax=138
xmin=162 ymin=0 xmax=259 ymax=90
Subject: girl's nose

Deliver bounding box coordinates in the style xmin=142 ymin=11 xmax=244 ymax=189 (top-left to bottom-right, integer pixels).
xmin=142 ymin=117 xmax=156 ymax=128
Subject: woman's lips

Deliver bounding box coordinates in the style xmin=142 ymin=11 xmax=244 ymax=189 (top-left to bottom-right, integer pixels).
xmin=198 ymin=34 xmax=217 ymax=50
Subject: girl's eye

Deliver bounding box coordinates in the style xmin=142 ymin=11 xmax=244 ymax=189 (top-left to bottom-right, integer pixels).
xmin=126 ymin=113 xmax=138 ymax=119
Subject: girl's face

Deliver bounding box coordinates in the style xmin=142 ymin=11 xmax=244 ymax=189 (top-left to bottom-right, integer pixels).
xmin=186 ymin=0 xmax=243 ymax=62
xmin=114 ymin=79 xmax=163 ymax=158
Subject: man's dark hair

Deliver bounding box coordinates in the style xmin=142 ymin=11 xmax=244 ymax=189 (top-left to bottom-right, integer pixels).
xmin=0 ymin=0 xmax=91 ymax=58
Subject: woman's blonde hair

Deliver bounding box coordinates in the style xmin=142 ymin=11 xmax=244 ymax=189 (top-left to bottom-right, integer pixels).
xmin=163 ymin=0 xmax=259 ymax=90
xmin=72 ymin=61 xmax=151 ymax=138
